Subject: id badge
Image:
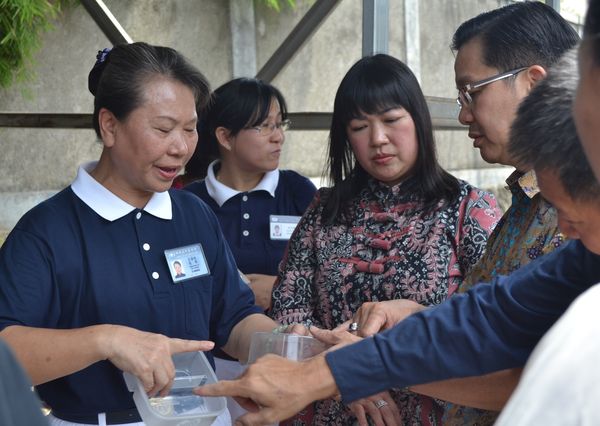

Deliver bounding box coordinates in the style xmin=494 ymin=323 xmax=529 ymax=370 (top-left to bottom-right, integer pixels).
xmin=269 ymin=215 xmax=301 ymax=240
xmin=164 ymin=244 xmax=210 ymax=283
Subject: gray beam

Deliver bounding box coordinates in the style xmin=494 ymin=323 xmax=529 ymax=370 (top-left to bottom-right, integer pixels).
xmin=362 ymin=0 xmax=389 ymax=56
xmin=230 ymin=0 xmax=257 ymax=77
xmin=0 ymin=97 xmax=463 ymax=131
xmin=255 ymin=0 xmax=340 ymax=83
xmin=545 ymin=0 xmax=560 ymax=12
xmin=80 ymin=0 xmax=133 ymax=45
xmin=404 ymin=0 xmax=421 ymax=83
xmin=0 ymin=113 xmax=93 ymax=129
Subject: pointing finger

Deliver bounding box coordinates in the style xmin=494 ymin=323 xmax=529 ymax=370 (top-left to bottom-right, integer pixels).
xmin=169 ymin=338 xmax=215 ymax=355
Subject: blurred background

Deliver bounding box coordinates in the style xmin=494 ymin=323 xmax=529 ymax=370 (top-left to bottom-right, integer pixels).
xmin=0 ymin=0 xmax=588 ymax=243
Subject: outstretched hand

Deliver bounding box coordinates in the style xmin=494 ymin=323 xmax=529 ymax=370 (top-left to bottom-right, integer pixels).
xmin=195 ymin=354 xmax=338 ymax=425
xmin=103 ymin=325 xmax=214 ymax=397
xmin=309 ymin=325 xmax=362 ymax=351
xmin=347 ymin=300 xmax=427 ymax=337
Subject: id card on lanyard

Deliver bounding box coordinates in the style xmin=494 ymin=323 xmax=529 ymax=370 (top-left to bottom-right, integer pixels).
xmin=164 ymin=244 xmax=210 ymax=283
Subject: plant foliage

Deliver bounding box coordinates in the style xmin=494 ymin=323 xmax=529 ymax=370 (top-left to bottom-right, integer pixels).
xmin=0 ymin=0 xmax=74 ymax=88
xmin=258 ymin=0 xmax=296 ymax=12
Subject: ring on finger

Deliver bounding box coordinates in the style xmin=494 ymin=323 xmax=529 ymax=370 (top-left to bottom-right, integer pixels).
xmin=375 ymin=399 xmax=388 ymax=409
xmin=349 ymin=322 xmax=359 ymax=332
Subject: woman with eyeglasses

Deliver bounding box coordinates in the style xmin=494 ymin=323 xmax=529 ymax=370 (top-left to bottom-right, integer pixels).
xmin=269 ymin=54 xmax=501 ymax=426
xmin=183 ymin=78 xmax=316 ymax=310
xmin=182 ymin=77 xmax=317 ymax=421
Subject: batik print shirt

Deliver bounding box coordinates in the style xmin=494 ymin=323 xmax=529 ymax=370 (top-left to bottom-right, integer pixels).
xmin=444 ymin=170 xmax=565 ymax=426
xmin=270 ymin=177 xmax=500 ymax=426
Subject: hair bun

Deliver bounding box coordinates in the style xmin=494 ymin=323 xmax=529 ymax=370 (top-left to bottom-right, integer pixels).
xmin=88 ymin=48 xmax=112 ymax=96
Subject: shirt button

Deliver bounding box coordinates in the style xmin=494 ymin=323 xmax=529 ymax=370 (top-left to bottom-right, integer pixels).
xmin=243 ymin=213 xmax=250 ymax=219
xmin=242 ymin=230 xmax=250 ymax=237
xmin=242 ymin=195 xmax=248 ymax=202
xmin=143 ymin=243 xmax=150 ymax=251
xmin=136 ymin=212 xmax=142 ymax=220
xmin=152 ymin=272 xmax=159 ymax=279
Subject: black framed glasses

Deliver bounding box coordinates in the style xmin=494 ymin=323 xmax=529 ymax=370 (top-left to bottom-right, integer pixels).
xmin=248 ymin=119 xmax=291 ymax=136
xmin=456 ymin=66 xmax=529 ymax=108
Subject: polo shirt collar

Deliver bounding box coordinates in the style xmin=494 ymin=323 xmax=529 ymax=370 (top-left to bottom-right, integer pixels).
xmin=70 ymin=161 xmax=172 ymax=221
xmin=205 ymin=160 xmax=279 ymax=207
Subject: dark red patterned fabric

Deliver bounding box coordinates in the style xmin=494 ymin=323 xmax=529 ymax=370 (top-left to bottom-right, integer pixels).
xmin=270 ymin=177 xmax=500 ymax=425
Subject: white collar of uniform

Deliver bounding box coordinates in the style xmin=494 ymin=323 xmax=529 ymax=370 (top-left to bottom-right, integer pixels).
xmin=205 ymin=160 xmax=279 ymax=207
xmin=70 ymin=161 xmax=172 ymax=221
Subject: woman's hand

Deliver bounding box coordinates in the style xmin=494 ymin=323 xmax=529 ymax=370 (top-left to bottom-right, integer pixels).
xmin=349 ymin=300 xmax=427 ymax=337
xmin=309 ymin=325 xmax=362 ymax=351
xmin=349 ymin=391 xmax=402 ymax=426
xmin=102 ymin=325 xmax=214 ymax=397
xmin=246 ymin=274 xmax=277 ymax=310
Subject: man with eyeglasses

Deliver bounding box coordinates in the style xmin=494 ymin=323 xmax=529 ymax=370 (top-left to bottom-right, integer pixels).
xmin=415 ymin=3 xmax=580 ymax=423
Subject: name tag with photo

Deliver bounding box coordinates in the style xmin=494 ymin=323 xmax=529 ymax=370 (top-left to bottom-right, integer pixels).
xmin=164 ymin=244 xmax=210 ymax=283
xmin=269 ymin=215 xmax=301 ymax=240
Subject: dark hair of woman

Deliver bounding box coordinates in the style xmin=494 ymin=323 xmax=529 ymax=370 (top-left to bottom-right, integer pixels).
xmin=184 ymin=77 xmax=288 ymax=181
xmin=321 ymin=54 xmax=460 ymax=225
xmin=88 ymin=42 xmax=211 ymax=139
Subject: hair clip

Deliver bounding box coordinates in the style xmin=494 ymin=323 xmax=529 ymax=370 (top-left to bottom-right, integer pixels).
xmin=94 ymin=48 xmax=112 ymax=67
xmin=89 ymin=47 xmax=112 ymax=96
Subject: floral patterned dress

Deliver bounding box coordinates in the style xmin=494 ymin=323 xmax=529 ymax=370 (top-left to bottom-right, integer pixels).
xmin=270 ymin=177 xmax=501 ymax=425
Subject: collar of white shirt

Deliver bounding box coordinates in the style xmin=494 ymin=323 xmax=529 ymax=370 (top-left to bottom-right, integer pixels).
xmin=70 ymin=161 xmax=172 ymax=221
xmin=205 ymin=160 xmax=279 ymax=207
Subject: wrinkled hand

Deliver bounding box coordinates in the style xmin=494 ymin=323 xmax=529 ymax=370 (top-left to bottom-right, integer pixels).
xmin=196 ymin=354 xmax=337 ymax=425
xmin=348 ymin=300 xmax=427 ymax=337
xmin=246 ymin=274 xmax=277 ymax=310
xmin=103 ymin=325 xmax=214 ymax=397
xmin=349 ymin=391 xmax=402 ymax=426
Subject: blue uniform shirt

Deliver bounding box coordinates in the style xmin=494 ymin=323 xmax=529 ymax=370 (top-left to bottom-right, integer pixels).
xmin=326 ymin=239 xmax=600 ymax=403
xmin=0 ymin=162 xmax=261 ymax=417
xmin=185 ymin=161 xmax=317 ymax=275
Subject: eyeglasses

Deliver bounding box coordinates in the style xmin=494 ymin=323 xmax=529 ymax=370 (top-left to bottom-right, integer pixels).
xmin=248 ymin=119 xmax=291 ymax=136
xmin=456 ymin=66 xmax=529 ymax=108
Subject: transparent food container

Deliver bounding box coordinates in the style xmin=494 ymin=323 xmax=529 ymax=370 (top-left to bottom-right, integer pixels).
xmin=123 ymin=351 xmax=226 ymax=426
xmin=247 ymin=332 xmax=329 ymax=364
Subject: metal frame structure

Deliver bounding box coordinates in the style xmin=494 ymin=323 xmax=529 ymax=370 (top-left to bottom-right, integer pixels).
xmin=0 ymin=0 xmax=466 ymax=131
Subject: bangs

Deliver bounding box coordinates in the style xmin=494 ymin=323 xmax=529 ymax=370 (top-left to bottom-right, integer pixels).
xmin=241 ymin=80 xmax=287 ymax=127
xmin=246 ymin=88 xmax=275 ymax=127
xmin=338 ymin=73 xmax=408 ymax=123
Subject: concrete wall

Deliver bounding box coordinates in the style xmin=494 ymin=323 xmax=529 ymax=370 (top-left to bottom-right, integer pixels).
xmin=0 ymin=0 xmax=514 ymax=237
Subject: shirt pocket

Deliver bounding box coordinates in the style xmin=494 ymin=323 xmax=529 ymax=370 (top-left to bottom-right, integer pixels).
xmin=182 ymin=275 xmax=213 ymax=337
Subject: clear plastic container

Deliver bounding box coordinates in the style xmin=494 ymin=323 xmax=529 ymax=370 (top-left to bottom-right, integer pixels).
xmin=123 ymin=351 xmax=226 ymax=426
xmin=247 ymin=332 xmax=329 ymax=364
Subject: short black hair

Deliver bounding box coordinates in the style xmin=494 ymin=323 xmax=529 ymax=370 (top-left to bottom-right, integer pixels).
xmin=88 ymin=42 xmax=211 ymax=139
xmin=185 ymin=78 xmax=287 ymax=181
xmin=322 ymin=54 xmax=460 ymax=224
xmin=509 ymin=49 xmax=600 ymax=202
xmin=452 ymin=2 xmax=579 ymax=72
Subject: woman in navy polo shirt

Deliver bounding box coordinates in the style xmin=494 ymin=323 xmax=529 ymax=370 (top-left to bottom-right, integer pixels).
xmin=181 ymin=78 xmax=316 ymax=421
xmin=0 ymin=43 xmax=277 ymax=426
xmin=183 ymin=78 xmax=317 ymax=311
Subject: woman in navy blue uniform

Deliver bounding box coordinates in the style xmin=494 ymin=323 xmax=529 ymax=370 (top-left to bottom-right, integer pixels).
xmin=183 ymin=78 xmax=317 ymax=311
xmin=0 ymin=43 xmax=277 ymax=426
xmin=181 ymin=77 xmax=316 ymax=421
